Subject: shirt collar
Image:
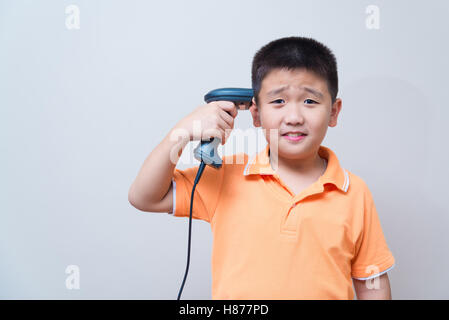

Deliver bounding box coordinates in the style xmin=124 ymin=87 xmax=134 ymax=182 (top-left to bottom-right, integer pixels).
xmin=243 ymin=144 xmax=349 ymax=193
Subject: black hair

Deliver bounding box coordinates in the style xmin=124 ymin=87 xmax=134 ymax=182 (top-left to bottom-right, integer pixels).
xmin=251 ymin=36 xmax=338 ymax=106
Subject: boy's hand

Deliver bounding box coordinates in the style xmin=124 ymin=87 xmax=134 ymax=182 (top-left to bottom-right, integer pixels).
xmin=175 ymin=101 xmax=237 ymax=144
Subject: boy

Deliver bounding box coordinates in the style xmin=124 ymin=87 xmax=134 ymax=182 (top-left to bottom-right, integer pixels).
xmin=128 ymin=36 xmax=395 ymax=300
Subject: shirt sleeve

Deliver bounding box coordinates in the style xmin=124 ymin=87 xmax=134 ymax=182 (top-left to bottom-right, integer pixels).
xmin=168 ymin=162 xmax=224 ymax=223
xmin=351 ymin=186 xmax=395 ymax=280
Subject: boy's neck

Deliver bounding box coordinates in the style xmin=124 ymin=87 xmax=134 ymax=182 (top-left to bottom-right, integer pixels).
xmin=269 ymin=148 xmax=327 ymax=178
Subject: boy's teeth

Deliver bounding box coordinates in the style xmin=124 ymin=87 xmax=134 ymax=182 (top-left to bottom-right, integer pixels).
xmin=286 ymin=133 xmax=304 ymax=136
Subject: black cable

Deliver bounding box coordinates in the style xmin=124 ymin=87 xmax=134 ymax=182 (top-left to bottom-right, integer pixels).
xmin=177 ymin=160 xmax=206 ymax=300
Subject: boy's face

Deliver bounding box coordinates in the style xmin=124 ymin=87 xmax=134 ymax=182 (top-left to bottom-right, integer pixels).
xmin=249 ymin=68 xmax=342 ymax=161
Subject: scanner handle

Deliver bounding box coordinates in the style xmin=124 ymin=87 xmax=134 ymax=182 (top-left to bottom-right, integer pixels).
xmin=193 ymin=88 xmax=253 ymax=168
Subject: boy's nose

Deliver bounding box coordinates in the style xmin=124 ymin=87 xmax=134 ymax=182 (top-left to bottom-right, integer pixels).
xmin=284 ymin=109 xmax=305 ymax=125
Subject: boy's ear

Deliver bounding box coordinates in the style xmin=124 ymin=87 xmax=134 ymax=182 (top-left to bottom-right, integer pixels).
xmin=328 ymin=98 xmax=342 ymax=127
xmin=249 ymin=97 xmax=261 ymax=127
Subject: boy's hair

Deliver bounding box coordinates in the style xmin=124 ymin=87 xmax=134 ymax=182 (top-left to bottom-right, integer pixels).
xmin=251 ymin=36 xmax=338 ymax=106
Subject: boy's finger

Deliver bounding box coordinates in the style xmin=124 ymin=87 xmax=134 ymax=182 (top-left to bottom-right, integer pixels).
xmin=219 ymin=110 xmax=235 ymax=129
xmin=215 ymin=101 xmax=237 ymax=118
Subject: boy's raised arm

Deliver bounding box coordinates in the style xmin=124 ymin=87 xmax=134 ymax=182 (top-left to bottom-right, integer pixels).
xmin=128 ymin=125 xmax=188 ymax=213
xmin=128 ymin=101 xmax=237 ymax=213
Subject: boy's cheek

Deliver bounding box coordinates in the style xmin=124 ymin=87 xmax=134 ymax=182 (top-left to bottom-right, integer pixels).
xmin=260 ymin=127 xmax=281 ymax=143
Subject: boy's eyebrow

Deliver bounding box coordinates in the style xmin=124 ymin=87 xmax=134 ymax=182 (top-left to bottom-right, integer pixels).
xmin=266 ymin=85 xmax=324 ymax=99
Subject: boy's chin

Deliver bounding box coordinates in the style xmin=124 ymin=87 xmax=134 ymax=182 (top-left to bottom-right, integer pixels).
xmin=271 ymin=137 xmax=315 ymax=158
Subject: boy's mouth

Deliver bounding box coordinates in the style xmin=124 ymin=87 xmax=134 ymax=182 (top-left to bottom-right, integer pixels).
xmin=281 ymin=131 xmax=307 ymax=142
xmin=281 ymin=131 xmax=307 ymax=137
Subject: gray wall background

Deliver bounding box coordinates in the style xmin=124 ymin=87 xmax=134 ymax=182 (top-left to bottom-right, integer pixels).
xmin=1 ymin=0 xmax=448 ymax=299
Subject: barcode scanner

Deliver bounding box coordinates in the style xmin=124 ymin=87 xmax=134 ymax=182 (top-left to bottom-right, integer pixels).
xmin=177 ymin=88 xmax=254 ymax=300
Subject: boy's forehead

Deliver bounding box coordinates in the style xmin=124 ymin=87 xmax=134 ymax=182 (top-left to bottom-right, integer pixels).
xmin=261 ymin=68 xmax=328 ymax=98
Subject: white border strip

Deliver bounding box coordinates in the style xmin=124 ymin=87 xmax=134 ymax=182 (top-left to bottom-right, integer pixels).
xmin=342 ymin=169 xmax=350 ymax=192
xmin=168 ymin=179 xmax=176 ymax=215
xmin=243 ymin=153 xmax=257 ymax=176
xmin=351 ymin=264 xmax=395 ymax=280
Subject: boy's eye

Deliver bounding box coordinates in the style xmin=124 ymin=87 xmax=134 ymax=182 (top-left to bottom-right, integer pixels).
xmin=271 ymin=99 xmax=318 ymax=104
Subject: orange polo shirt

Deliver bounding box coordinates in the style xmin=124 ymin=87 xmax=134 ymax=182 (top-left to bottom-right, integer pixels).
xmin=169 ymin=144 xmax=395 ymax=299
